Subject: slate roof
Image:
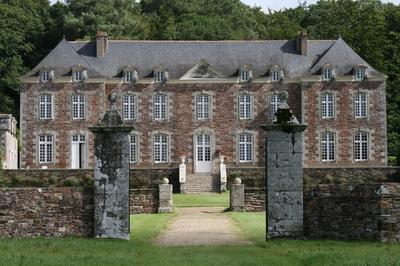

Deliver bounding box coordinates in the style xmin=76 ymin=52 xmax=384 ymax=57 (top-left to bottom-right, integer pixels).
xmin=24 ymin=37 xmax=382 ymax=80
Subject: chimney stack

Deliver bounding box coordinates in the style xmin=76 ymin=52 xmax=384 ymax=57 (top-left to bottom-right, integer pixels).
xmin=296 ymin=31 xmax=308 ymax=56
xmin=96 ymin=31 xmax=108 ymax=57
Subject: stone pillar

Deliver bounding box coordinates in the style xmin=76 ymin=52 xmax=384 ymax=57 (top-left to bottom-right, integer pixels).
xmin=179 ymin=157 xmax=186 ymax=193
xmin=158 ymin=178 xmax=173 ymax=213
xmin=262 ymin=103 xmax=307 ymax=239
xmin=89 ymin=93 xmax=133 ymax=240
xmin=230 ymin=178 xmax=245 ymax=211
xmin=219 ymin=156 xmax=227 ymax=192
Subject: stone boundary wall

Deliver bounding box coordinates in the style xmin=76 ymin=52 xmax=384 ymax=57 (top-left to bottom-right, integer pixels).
xmin=130 ymin=188 xmax=159 ymax=214
xmin=304 ymin=183 xmax=400 ymax=242
xmin=227 ymin=167 xmax=400 ymax=188
xmin=0 ymin=168 xmax=179 ymax=190
xmin=0 ymin=187 xmax=160 ymax=237
xmin=244 ymin=188 xmax=265 ymax=212
xmin=0 ymin=187 xmax=94 ymax=237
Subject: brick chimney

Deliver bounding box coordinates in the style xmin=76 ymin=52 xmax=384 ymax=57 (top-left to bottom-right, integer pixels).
xmin=296 ymin=31 xmax=308 ymax=56
xmin=96 ymin=31 xmax=108 ymax=57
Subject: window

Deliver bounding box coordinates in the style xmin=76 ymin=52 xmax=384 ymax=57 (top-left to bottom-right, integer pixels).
xmin=73 ymin=69 xmax=83 ymax=81
xmin=154 ymin=134 xmax=168 ymax=163
xmin=239 ymin=133 xmax=253 ymax=162
xmin=239 ymin=94 xmax=251 ymax=119
xmin=323 ymin=68 xmax=333 ymax=81
xmin=123 ymin=95 xmax=136 ymax=120
xmin=196 ymin=94 xmax=210 ymax=119
xmin=154 ymin=94 xmax=167 ymax=120
xmin=240 ymin=69 xmax=251 ymax=82
xmin=355 ymin=68 xmax=365 ymax=81
xmin=72 ymin=94 xmax=85 ymax=119
xmin=321 ymin=132 xmax=335 ymax=161
xmin=271 ymin=69 xmax=281 ymax=82
xmin=71 ymin=134 xmax=86 ymax=169
xmin=355 ymin=92 xmax=367 ymax=118
xmin=41 ymin=70 xmax=49 ymax=82
xmin=38 ymin=135 xmax=53 ymax=163
xmin=321 ymin=93 xmax=335 ymax=118
xmin=130 ymin=134 xmax=138 ymax=163
xmin=39 ymin=94 xmax=52 ymax=119
xmin=354 ymin=132 xmax=368 ymax=161
xmin=125 ymin=70 xmax=133 ymax=83
xmin=270 ymin=94 xmax=283 ymax=120
xmin=155 ymin=71 xmax=163 ymax=83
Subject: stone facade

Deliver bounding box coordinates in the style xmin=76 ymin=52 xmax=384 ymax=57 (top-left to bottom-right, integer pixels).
xmin=0 ymin=114 xmax=18 ymax=169
xmin=0 ymin=187 xmax=94 ymax=237
xmin=244 ymin=188 xmax=265 ymax=212
xmin=304 ymin=183 xmax=400 ymax=242
xmin=129 ymin=188 xmax=158 ymax=214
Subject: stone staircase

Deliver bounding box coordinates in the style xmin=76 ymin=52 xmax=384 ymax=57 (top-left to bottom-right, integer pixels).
xmin=185 ymin=173 xmax=220 ymax=193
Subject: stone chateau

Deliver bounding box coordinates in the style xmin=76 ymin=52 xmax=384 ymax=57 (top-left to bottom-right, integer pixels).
xmin=20 ymin=31 xmax=387 ymax=172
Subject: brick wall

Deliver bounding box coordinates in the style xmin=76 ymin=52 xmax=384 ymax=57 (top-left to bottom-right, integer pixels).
xmin=304 ymin=183 xmax=400 ymax=242
xmin=244 ymin=188 xmax=265 ymax=211
xmin=0 ymin=187 xmax=94 ymax=237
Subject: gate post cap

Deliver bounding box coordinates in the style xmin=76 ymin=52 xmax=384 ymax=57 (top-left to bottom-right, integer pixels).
xmin=234 ymin=178 xmax=242 ymax=185
xmin=162 ymin=178 xmax=169 ymax=184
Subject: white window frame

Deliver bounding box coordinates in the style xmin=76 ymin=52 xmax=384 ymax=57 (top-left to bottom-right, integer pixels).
xmin=196 ymin=94 xmax=210 ymax=120
xmin=239 ymin=94 xmax=252 ymax=119
xmin=125 ymin=70 xmax=133 ymax=83
xmin=123 ymin=95 xmax=137 ymax=120
xmin=321 ymin=92 xmax=335 ymax=118
xmin=321 ymin=132 xmax=335 ymax=162
xmin=153 ymin=134 xmax=168 ymax=163
xmin=355 ymin=68 xmax=366 ymax=81
xmin=155 ymin=71 xmax=163 ymax=83
xmin=38 ymin=134 xmax=54 ymax=163
xmin=130 ymin=134 xmax=138 ymax=163
xmin=41 ymin=70 xmax=49 ymax=82
xmin=73 ymin=68 xmax=83 ymax=82
xmin=271 ymin=69 xmax=280 ymax=82
xmin=270 ymin=94 xmax=283 ymax=120
xmin=240 ymin=69 xmax=250 ymax=82
xmin=72 ymin=94 xmax=85 ymax=119
xmin=239 ymin=133 xmax=253 ymax=162
xmin=354 ymin=131 xmax=369 ymax=161
xmin=39 ymin=94 xmax=53 ymax=120
xmin=355 ymin=92 xmax=367 ymax=118
xmin=153 ymin=94 xmax=167 ymax=120
xmin=322 ymin=68 xmax=333 ymax=81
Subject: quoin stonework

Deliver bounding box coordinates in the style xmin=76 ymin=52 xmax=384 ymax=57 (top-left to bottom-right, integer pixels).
xmin=0 ymin=114 xmax=18 ymax=169
xmin=19 ymin=31 xmax=387 ymax=190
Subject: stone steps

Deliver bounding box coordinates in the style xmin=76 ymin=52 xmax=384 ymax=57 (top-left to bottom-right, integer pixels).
xmin=185 ymin=174 xmax=220 ymax=193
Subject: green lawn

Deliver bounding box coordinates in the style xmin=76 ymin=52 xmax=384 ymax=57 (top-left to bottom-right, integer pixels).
xmin=0 ymin=211 xmax=399 ymax=265
xmin=173 ymin=192 xmax=229 ymax=207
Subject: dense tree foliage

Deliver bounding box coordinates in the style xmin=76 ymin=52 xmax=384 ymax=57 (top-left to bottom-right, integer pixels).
xmin=0 ymin=0 xmax=399 ymax=156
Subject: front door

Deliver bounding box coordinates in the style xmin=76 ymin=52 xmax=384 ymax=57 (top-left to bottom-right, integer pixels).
xmin=71 ymin=134 xmax=87 ymax=169
xmin=195 ymin=134 xmax=212 ymax=173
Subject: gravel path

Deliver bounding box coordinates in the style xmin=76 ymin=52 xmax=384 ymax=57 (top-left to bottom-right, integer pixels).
xmin=154 ymin=207 xmax=253 ymax=246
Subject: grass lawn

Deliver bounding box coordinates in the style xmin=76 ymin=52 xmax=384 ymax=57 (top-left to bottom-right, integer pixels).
xmin=0 ymin=210 xmax=399 ymax=265
xmin=173 ymin=192 xmax=229 ymax=207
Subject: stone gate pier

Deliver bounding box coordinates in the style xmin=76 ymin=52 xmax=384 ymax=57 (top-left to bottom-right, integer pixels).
xmin=89 ymin=94 xmax=133 ymax=240
xmin=262 ymin=103 xmax=307 ymax=239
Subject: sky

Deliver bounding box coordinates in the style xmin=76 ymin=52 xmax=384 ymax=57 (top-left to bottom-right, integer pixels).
xmin=50 ymin=0 xmax=400 ymax=11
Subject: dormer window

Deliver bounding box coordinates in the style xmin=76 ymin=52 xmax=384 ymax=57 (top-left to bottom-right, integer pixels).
xmin=270 ymin=66 xmax=282 ymax=82
xmin=239 ymin=66 xmax=252 ymax=83
xmin=355 ymin=67 xmax=366 ymax=81
xmin=154 ymin=66 xmax=168 ymax=83
xmin=322 ymin=66 xmax=334 ymax=81
xmin=73 ymin=68 xmax=86 ymax=82
xmin=123 ymin=67 xmax=138 ymax=83
xmin=40 ymin=68 xmax=53 ymax=83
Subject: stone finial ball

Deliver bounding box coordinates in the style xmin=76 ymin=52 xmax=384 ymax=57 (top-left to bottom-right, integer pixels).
xmin=162 ymin=178 xmax=169 ymax=184
xmin=234 ymin=178 xmax=242 ymax=185
xmin=108 ymin=93 xmax=117 ymax=104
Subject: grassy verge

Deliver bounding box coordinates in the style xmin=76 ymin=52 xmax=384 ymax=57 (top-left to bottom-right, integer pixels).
xmin=0 ymin=211 xmax=399 ymax=265
xmin=173 ymin=192 xmax=229 ymax=207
